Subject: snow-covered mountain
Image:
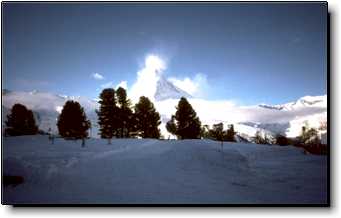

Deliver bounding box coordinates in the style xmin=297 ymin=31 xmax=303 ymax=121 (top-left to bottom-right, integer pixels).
xmin=258 ymin=95 xmax=327 ymax=111
xmin=154 ymin=75 xmax=192 ymax=101
xmin=2 ymin=89 xmax=327 ymax=143
xmin=2 ymin=90 xmax=99 ymax=136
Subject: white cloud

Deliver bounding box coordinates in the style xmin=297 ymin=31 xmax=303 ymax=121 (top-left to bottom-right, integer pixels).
xmin=124 ymin=54 xmax=326 ymax=137
xmin=128 ymin=54 xmax=208 ymax=102
xmin=168 ymin=73 xmax=208 ymax=97
xmin=55 ymin=106 xmax=63 ymax=114
xmin=100 ymin=81 xmax=114 ymax=89
xmin=129 ymin=54 xmax=167 ymax=103
xmin=92 ymin=73 xmax=104 ymax=80
xmin=116 ymin=81 xmax=128 ymax=90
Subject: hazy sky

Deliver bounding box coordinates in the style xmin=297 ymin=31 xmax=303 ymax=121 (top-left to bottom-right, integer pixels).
xmin=2 ymin=2 xmax=327 ymax=105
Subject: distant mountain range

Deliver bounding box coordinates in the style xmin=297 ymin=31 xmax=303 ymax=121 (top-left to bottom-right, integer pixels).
xmin=258 ymin=95 xmax=326 ymax=111
xmin=2 ymin=81 xmax=327 ymax=144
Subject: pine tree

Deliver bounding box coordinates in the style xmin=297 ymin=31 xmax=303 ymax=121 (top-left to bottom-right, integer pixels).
xmin=57 ymin=100 xmax=90 ymax=139
xmin=225 ymin=124 xmax=236 ymax=142
xmin=174 ymin=97 xmax=201 ymax=139
xmin=116 ymin=87 xmax=133 ymax=138
xmin=276 ymin=134 xmax=289 ymax=146
xmin=5 ymin=103 xmax=38 ymax=136
xmin=254 ymin=130 xmax=269 ymax=144
xmin=212 ymin=123 xmax=224 ymax=141
xmin=300 ymin=126 xmax=320 ymax=145
xmin=134 ymin=96 xmax=161 ymax=138
xmin=97 ymin=88 xmax=119 ymax=143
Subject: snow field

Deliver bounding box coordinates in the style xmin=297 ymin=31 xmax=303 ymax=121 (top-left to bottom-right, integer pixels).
xmin=2 ymin=136 xmax=328 ymax=204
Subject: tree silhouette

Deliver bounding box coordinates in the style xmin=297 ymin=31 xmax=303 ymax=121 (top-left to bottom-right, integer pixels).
xmin=254 ymin=130 xmax=270 ymax=144
xmin=212 ymin=123 xmax=224 ymax=141
xmin=57 ymin=100 xmax=90 ymax=139
xmin=5 ymin=103 xmax=38 ymax=136
xmin=97 ymin=88 xmax=119 ymax=143
xmin=174 ymin=97 xmax=201 ymax=139
xmin=134 ymin=96 xmax=161 ymax=138
xmin=299 ymin=126 xmax=320 ymax=145
xmin=116 ymin=87 xmax=134 ymax=138
xmin=276 ymin=134 xmax=289 ymax=146
xmin=225 ymin=124 xmax=236 ymax=142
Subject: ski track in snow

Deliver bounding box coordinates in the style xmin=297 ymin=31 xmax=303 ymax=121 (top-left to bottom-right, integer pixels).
xmin=2 ymin=136 xmax=328 ymax=204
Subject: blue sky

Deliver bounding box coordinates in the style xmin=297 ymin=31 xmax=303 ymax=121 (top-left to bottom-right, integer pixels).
xmin=2 ymin=2 xmax=327 ymax=105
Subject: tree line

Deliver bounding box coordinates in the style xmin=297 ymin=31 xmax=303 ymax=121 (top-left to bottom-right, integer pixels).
xmin=4 ymin=88 xmax=204 ymax=142
xmin=4 ymin=87 xmax=324 ymax=148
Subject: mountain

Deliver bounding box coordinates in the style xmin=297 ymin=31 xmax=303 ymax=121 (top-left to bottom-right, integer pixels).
xmin=259 ymin=95 xmax=327 ymax=111
xmin=2 ymin=90 xmax=99 ymax=136
xmin=2 ymin=89 xmax=327 ymax=143
xmin=155 ymin=74 xmax=192 ymax=101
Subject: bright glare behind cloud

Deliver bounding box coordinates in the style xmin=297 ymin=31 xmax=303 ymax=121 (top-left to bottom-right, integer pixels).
xmin=145 ymin=55 xmax=166 ymax=72
xmin=129 ymin=54 xmax=166 ymax=102
xmin=128 ymin=54 xmax=209 ymax=102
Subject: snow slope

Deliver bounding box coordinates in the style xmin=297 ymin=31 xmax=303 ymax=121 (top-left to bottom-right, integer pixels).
xmin=2 ymin=136 xmax=328 ymax=204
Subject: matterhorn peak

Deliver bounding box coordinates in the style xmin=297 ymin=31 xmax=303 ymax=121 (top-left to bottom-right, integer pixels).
xmin=154 ymin=73 xmax=192 ymax=101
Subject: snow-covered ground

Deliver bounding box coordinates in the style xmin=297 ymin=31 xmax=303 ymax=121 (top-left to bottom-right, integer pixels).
xmin=2 ymin=136 xmax=327 ymax=204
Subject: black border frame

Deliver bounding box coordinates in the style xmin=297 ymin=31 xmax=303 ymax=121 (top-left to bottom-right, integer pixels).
xmin=0 ymin=1 xmax=331 ymax=207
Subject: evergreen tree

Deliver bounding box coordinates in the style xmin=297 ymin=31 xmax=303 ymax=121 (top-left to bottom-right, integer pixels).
xmin=276 ymin=134 xmax=289 ymax=146
xmin=300 ymin=126 xmax=320 ymax=145
xmin=97 ymin=88 xmax=119 ymax=143
xmin=116 ymin=87 xmax=133 ymax=138
xmin=166 ymin=115 xmax=177 ymax=137
xmin=254 ymin=130 xmax=270 ymax=144
xmin=225 ymin=124 xmax=236 ymax=142
xmin=212 ymin=123 xmax=224 ymax=141
xmin=57 ymin=100 xmax=90 ymax=139
xmin=174 ymin=97 xmax=201 ymax=139
xmin=5 ymin=103 xmax=38 ymax=136
xmin=134 ymin=96 xmax=161 ymax=138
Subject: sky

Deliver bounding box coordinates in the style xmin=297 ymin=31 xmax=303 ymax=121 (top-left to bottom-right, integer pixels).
xmin=2 ymin=2 xmax=327 ymax=105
